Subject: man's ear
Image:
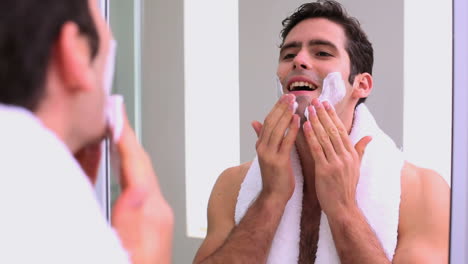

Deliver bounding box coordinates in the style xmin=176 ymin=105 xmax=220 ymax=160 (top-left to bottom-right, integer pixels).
xmin=351 ymin=72 xmax=373 ymax=99
xmin=53 ymin=22 xmax=94 ymax=93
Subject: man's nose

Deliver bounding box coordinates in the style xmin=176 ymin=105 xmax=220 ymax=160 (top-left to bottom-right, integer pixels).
xmin=293 ymin=51 xmax=311 ymax=70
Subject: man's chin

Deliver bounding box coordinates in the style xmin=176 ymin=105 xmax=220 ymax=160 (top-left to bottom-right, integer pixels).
xmin=81 ymin=127 xmax=107 ymax=150
xmin=294 ymin=95 xmax=314 ymax=122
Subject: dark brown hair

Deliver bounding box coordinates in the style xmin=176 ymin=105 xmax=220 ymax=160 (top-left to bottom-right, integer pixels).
xmin=0 ymin=0 xmax=100 ymax=111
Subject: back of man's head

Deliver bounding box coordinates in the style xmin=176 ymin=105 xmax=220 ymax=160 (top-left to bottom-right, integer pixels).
xmin=280 ymin=0 xmax=373 ymax=105
xmin=0 ymin=0 xmax=99 ymax=111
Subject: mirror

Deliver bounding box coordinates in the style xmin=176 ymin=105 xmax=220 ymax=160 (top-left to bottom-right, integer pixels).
xmin=107 ymin=0 xmax=453 ymax=263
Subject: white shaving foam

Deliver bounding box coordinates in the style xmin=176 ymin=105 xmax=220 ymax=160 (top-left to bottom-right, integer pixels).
xmin=276 ymin=76 xmax=284 ymax=99
xmin=318 ymin=72 xmax=346 ymax=105
xmin=305 ymin=72 xmax=346 ymax=120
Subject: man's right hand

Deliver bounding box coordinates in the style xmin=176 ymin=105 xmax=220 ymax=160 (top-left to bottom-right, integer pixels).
xmin=252 ymin=94 xmax=299 ymax=205
xmin=111 ymin=108 xmax=174 ymax=264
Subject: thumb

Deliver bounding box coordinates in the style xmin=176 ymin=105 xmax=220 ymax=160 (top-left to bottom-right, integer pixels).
xmin=251 ymin=121 xmax=263 ymax=138
xmin=354 ymin=136 xmax=372 ymax=162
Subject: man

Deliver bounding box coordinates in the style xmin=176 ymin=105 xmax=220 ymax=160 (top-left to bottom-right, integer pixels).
xmin=194 ymin=1 xmax=449 ymax=263
xmin=0 ymin=0 xmax=172 ymax=263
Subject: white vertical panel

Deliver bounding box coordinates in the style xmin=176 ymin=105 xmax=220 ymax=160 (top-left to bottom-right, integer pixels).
xmin=184 ymin=0 xmax=240 ymax=238
xmin=403 ymin=0 xmax=452 ymax=185
xmin=134 ymin=0 xmax=142 ymax=142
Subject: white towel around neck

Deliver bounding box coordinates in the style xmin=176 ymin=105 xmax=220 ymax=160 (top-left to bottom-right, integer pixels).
xmin=234 ymin=104 xmax=404 ymax=264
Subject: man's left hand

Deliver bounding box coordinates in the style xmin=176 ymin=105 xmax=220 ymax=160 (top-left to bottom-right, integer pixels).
xmin=302 ymin=99 xmax=372 ymax=218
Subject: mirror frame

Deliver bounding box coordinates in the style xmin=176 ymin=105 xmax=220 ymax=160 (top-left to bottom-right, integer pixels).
xmin=449 ymin=0 xmax=468 ymax=263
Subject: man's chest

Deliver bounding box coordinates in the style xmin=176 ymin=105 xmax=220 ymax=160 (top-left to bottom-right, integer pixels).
xmin=298 ymin=200 xmax=322 ymax=264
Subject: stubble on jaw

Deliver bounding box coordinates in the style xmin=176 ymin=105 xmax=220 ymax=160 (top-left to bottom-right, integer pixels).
xmin=295 ymin=95 xmax=313 ymax=124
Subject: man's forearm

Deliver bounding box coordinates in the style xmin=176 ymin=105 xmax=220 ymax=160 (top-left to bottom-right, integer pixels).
xmin=328 ymin=206 xmax=391 ymax=264
xmin=199 ymin=192 xmax=286 ymax=264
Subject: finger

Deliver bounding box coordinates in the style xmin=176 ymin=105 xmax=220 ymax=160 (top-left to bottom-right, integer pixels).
xmin=268 ymin=101 xmax=296 ymax=148
xmin=302 ymin=119 xmax=327 ymax=164
xmin=116 ymin=104 xmax=157 ymax=191
xmin=251 ymin=121 xmax=263 ymax=138
xmin=307 ymin=104 xmax=337 ymax=161
xmin=117 ymin=104 xmax=141 ymax=160
xmin=260 ymin=94 xmax=295 ymax=146
xmin=279 ymin=114 xmax=300 ymax=155
xmin=322 ymin=100 xmax=354 ymax=153
xmin=312 ymin=99 xmax=346 ymax=155
xmin=355 ymin=136 xmax=373 ymax=162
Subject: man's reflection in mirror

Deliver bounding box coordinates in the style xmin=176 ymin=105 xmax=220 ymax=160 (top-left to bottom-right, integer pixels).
xmin=194 ymin=1 xmax=450 ymax=263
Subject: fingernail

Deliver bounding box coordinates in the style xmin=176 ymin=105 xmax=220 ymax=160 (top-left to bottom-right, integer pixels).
xmin=313 ymin=99 xmax=322 ymax=108
xmin=323 ymin=100 xmax=333 ymax=110
xmin=304 ymin=107 xmax=309 ymax=121
xmin=293 ymin=101 xmax=298 ymax=112
xmin=288 ymin=101 xmax=295 ymax=111
xmin=308 ymin=105 xmax=316 ymax=116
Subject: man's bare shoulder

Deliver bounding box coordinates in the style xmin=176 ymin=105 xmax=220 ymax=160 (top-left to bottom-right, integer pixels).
xmin=395 ymin=162 xmax=450 ymax=262
xmin=400 ymin=161 xmax=450 ymax=220
xmin=214 ymin=161 xmax=253 ymax=196
xmin=400 ymin=161 xmax=450 ymax=207
xmin=193 ymin=161 xmax=254 ymax=263
xmin=402 ymin=161 xmax=448 ymax=182
xmin=206 ymin=161 xmax=253 ymax=230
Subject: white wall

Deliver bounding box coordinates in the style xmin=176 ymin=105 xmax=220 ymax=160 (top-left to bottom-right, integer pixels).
xmin=184 ymin=0 xmax=240 ymax=238
xmin=403 ymin=0 xmax=452 ymax=185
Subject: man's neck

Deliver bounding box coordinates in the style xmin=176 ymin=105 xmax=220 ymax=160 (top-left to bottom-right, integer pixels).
xmin=35 ymin=102 xmax=80 ymax=153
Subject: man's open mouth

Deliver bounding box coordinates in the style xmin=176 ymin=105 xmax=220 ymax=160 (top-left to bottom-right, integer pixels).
xmin=288 ymin=81 xmax=318 ymax=92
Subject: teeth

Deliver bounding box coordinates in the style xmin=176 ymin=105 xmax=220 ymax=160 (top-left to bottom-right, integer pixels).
xmin=289 ymin=81 xmax=316 ymax=90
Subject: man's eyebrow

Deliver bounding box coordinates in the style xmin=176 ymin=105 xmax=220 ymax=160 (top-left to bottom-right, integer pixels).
xmin=279 ymin=41 xmax=302 ymax=54
xmin=308 ymin=39 xmax=338 ymax=51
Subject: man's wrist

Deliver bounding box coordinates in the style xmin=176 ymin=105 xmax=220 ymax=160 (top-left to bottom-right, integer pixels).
xmin=326 ymin=202 xmax=362 ymax=225
xmin=257 ymin=191 xmax=289 ymax=215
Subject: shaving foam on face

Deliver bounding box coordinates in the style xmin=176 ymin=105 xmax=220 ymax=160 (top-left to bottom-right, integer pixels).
xmin=107 ymin=95 xmax=123 ymax=186
xmin=304 ymin=72 xmax=346 ymax=120
xmin=318 ymin=72 xmax=346 ymax=104
xmin=106 ymin=95 xmax=124 ymax=143
xmin=276 ymin=76 xmax=284 ymax=99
